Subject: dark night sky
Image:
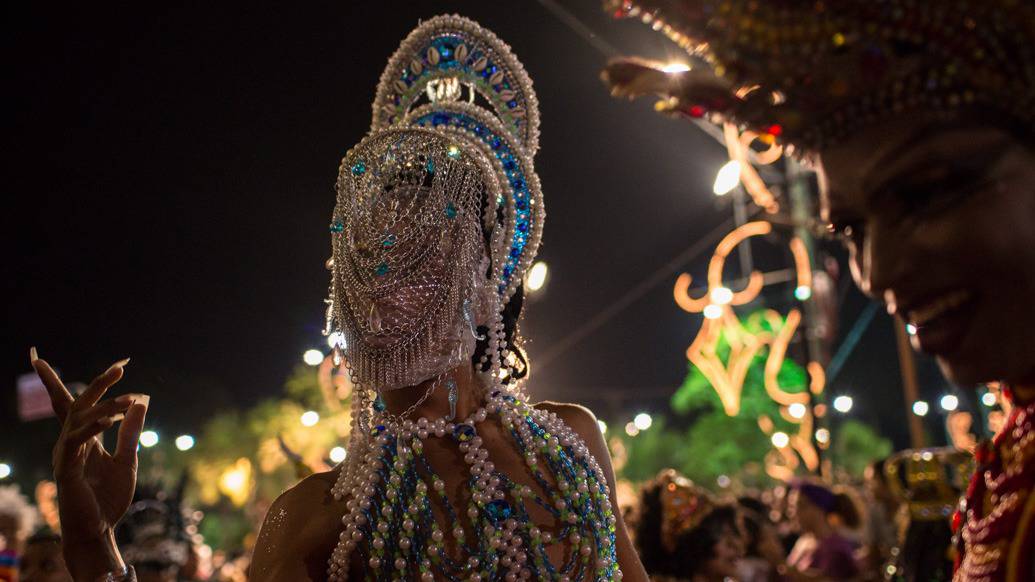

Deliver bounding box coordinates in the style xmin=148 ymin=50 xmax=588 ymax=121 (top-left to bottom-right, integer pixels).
xmin=5 ymin=1 xmax=951 ymax=486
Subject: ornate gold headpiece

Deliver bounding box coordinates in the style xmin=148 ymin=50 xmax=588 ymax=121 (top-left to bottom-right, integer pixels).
xmin=603 ymin=0 xmax=1035 ymax=151
xmin=884 ymin=447 xmax=973 ymax=521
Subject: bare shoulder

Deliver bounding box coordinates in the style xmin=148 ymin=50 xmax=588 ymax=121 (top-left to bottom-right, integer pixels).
xmin=534 ymin=401 xmax=609 ymax=465
xmin=250 ymin=469 xmax=349 ymax=581
xmin=534 ymin=400 xmax=599 ymax=435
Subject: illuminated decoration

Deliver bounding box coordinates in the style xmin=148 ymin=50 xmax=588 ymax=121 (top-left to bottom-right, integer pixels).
xmin=0 ymin=463 xmax=9 ymax=479
xmin=218 ymin=457 xmax=253 ymax=507
xmin=674 ymin=220 xmax=823 ymax=478
xmin=634 ymin=412 xmax=653 ymax=431
xmin=913 ymin=401 xmax=930 ymax=417
xmin=721 ymin=122 xmax=782 ymax=213
xmin=833 ymin=395 xmax=854 ymax=414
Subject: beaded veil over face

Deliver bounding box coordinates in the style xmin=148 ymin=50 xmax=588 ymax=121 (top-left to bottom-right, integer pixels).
xmin=322 ymin=15 xmax=621 ymax=582
xmin=602 ymin=0 xmax=1035 ymax=152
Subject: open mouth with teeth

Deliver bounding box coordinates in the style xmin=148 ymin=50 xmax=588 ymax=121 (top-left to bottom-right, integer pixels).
xmin=904 ymin=290 xmax=978 ymax=356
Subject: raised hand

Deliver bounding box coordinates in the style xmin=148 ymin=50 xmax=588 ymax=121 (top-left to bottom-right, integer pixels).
xmin=30 ymin=347 xmax=149 ymax=580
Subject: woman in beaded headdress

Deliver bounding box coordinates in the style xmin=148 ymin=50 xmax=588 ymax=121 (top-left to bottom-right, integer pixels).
xmin=600 ymin=1 xmax=1035 ymax=580
xmin=30 ymin=14 xmax=648 ymax=582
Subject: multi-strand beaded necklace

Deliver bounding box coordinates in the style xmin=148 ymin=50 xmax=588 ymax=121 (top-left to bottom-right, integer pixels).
xmin=325 ymin=388 xmax=621 ymax=581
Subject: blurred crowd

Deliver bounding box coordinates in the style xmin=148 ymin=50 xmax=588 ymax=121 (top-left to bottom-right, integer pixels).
xmin=627 ymin=449 xmax=970 ymax=582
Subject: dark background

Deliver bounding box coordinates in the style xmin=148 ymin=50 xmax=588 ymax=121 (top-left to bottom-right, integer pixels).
xmin=4 ymin=0 xmax=950 ymax=488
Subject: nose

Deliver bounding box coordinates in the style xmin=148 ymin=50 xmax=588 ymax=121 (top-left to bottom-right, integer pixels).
xmin=849 ymin=222 xmax=905 ymax=306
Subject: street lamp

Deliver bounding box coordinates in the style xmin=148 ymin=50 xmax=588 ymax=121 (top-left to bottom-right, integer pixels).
xmin=300 ymin=411 xmax=320 ymax=427
xmin=833 ymin=395 xmax=854 ymax=414
xmin=771 ymin=432 xmax=790 ymax=448
xmin=713 ymin=160 xmax=742 ymax=196
xmin=526 ymin=261 xmax=549 ymax=292
xmin=329 ymin=446 xmax=347 ymax=463
xmin=0 ymin=463 xmax=10 ymax=479
xmin=139 ymin=431 xmax=159 ymax=448
xmin=175 ymin=435 xmax=195 ymax=451
xmin=788 ymin=403 xmax=807 ymax=419
xmin=633 ymin=412 xmax=653 ymax=431
xmin=940 ymin=394 xmax=959 ymax=412
xmin=912 ymin=400 xmax=930 ymax=416
xmin=303 ymin=349 xmax=324 ymax=366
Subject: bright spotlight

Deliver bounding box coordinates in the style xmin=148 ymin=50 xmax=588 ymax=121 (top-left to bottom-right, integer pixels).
xmin=940 ymin=394 xmax=959 ymax=412
xmin=912 ymin=400 xmax=930 ymax=416
xmin=139 ymin=430 xmax=159 ymax=448
xmin=703 ymin=304 xmax=723 ymax=320
xmin=661 ymin=62 xmax=691 ymax=73
xmin=771 ymin=432 xmax=790 ymax=448
xmin=300 ymin=410 xmax=320 ymax=427
xmin=788 ymin=403 xmax=807 ymax=419
xmin=815 ymin=428 xmax=830 ymax=444
xmin=794 ymin=285 xmax=812 ymax=301
xmin=713 ymin=160 xmax=742 ymax=196
xmin=0 ymin=464 xmax=10 ymax=479
xmin=526 ymin=261 xmax=549 ymax=292
xmin=624 ymin=422 xmax=640 ymax=437
xmin=906 ymin=323 xmax=918 ymax=336
xmin=833 ymin=395 xmax=854 ymax=414
xmin=303 ymin=349 xmax=324 ymax=366
xmin=982 ymin=392 xmax=997 ymax=407
xmin=329 ymin=446 xmax=347 ymax=463
xmin=633 ymin=413 xmax=653 ymax=431
xmin=327 ymin=332 xmax=346 ymax=350
xmin=597 ymin=420 xmax=608 ymax=434
xmin=710 ymin=287 xmax=734 ymax=305
xmin=175 ymin=435 xmax=195 ymax=451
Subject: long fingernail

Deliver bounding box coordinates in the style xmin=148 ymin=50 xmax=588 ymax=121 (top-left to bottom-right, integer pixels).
xmin=110 ymin=413 xmax=126 ymax=423
xmin=114 ymin=357 xmax=131 ymax=368
xmin=115 ymin=394 xmax=144 ymax=406
xmin=135 ymin=394 xmax=151 ymax=407
xmin=30 ymin=346 xmax=38 ymax=364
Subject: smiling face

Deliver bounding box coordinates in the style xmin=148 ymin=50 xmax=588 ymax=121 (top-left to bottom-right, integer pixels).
xmin=818 ymin=114 xmax=1035 ymax=387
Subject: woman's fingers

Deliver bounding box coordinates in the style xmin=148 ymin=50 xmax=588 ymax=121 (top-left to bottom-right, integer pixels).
xmin=30 ymin=347 xmax=75 ymax=422
xmin=114 ymin=395 xmax=149 ymax=468
xmin=71 ymin=395 xmax=139 ymax=431
xmin=64 ymin=414 xmax=120 ymax=449
xmin=74 ymin=358 xmax=130 ymax=411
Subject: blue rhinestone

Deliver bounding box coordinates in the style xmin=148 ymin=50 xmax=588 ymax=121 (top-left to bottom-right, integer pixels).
xmin=375 ymin=262 xmax=390 ymax=276
xmin=370 ymin=424 xmax=386 ymax=436
xmin=503 ymin=159 xmax=517 ymax=171
xmin=511 ymin=178 xmax=525 ymax=190
xmin=453 ymin=424 xmax=476 ymax=442
xmin=440 ymin=45 xmax=453 ymax=60
xmin=373 ymin=397 xmax=386 ymax=412
xmin=517 ymin=222 xmax=528 ymax=233
xmin=432 ymin=113 xmax=450 ymax=126
xmin=351 ymin=161 xmax=366 ymax=176
xmin=503 ymin=265 xmax=513 ymax=277
xmin=509 ymin=248 xmax=520 ymax=258
xmin=516 ymin=201 xmax=527 ymax=211
xmin=382 ymin=234 xmax=397 ymax=248
xmin=426 ymin=158 xmax=435 ymax=174
xmin=329 ymin=221 xmax=344 ymax=233
xmin=508 ymin=100 xmax=518 ymax=108
xmin=445 ymin=202 xmax=458 ymax=219
xmin=485 ymin=500 xmax=512 ymax=522
xmin=491 ymin=137 xmax=502 ymax=150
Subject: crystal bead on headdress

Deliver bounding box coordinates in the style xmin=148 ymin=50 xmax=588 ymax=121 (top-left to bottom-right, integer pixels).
xmin=602 ymin=0 xmax=1035 ymax=152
